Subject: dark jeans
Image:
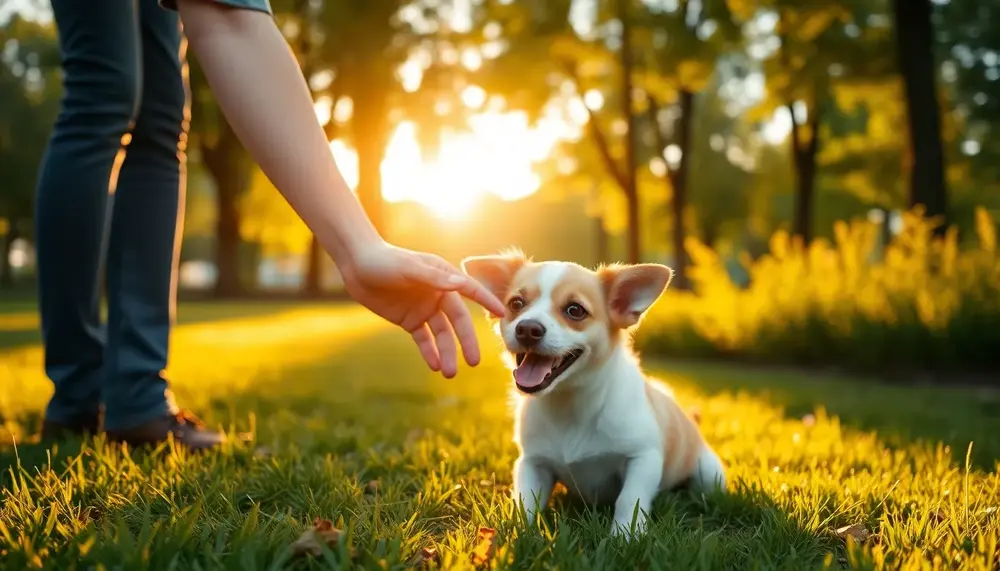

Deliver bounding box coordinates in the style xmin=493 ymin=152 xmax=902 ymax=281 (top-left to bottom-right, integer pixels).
xmin=35 ymin=0 xmax=188 ymax=431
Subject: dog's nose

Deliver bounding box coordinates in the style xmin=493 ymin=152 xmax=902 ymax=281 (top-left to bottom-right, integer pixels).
xmin=515 ymin=319 xmax=546 ymax=346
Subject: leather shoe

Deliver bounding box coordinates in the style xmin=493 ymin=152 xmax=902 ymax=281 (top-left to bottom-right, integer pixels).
xmin=106 ymin=410 xmax=225 ymax=452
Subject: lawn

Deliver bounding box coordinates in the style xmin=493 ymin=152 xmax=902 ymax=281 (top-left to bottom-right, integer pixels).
xmin=0 ymin=301 xmax=998 ymax=570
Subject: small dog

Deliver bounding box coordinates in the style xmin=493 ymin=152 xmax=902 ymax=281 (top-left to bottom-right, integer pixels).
xmin=461 ymin=252 xmax=726 ymax=538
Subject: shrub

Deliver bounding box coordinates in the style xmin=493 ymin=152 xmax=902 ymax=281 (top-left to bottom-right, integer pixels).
xmin=636 ymin=207 xmax=1000 ymax=377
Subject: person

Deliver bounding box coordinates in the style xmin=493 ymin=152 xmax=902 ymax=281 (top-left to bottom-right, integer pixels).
xmin=35 ymin=0 xmax=505 ymax=451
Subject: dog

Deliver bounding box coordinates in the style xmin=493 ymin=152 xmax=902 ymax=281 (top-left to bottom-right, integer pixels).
xmin=461 ymin=251 xmax=726 ymax=538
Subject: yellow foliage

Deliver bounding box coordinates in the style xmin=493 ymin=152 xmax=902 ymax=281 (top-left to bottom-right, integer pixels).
xmin=239 ymin=167 xmax=312 ymax=255
xmin=639 ymin=207 xmax=1000 ymax=372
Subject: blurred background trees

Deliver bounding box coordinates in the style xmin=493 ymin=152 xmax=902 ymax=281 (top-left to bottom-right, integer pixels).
xmin=1 ymin=0 xmax=999 ymax=374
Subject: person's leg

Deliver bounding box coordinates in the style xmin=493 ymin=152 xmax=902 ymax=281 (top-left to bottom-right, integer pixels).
xmin=102 ymin=0 xmax=222 ymax=449
xmin=36 ymin=0 xmax=141 ymax=438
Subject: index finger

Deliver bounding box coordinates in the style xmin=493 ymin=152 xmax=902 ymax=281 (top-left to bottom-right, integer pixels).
xmin=419 ymin=254 xmax=506 ymax=317
xmin=455 ymin=277 xmax=506 ymax=318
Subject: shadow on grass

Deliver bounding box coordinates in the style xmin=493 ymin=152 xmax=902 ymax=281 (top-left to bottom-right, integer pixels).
xmin=652 ymin=358 xmax=1000 ymax=470
xmin=504 ymin=482 xmax=840 ymax=570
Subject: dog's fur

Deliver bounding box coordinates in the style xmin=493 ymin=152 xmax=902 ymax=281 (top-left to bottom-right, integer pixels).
xmin=461 ymin=251 xmax=726 ymax=538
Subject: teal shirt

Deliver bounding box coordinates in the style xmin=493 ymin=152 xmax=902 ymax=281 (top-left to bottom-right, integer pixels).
xmin=160 ymin=0 xmax=272 ymax=14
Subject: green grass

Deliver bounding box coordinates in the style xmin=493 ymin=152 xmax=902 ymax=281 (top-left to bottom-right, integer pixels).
xmin=1 ymin=301 xmax=998 ymax=569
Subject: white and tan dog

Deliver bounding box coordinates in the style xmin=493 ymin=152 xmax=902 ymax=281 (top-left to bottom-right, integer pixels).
xmin=461 ymin=252 xmax=726 ymax=538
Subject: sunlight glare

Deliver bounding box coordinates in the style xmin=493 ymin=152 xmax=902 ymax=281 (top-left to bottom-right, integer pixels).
xmin=461 ymin=85 xmax=487 ymax=108
xmin=375 ymin=111 xmax=565 ymax=218
xmin=583 ymin=89 xmax=605 ymax=110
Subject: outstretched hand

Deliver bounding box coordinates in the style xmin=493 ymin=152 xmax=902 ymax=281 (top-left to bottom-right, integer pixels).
xmin=340 ymin=242 xmax=506 ymax=377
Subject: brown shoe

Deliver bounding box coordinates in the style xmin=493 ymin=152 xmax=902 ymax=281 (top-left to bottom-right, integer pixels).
xmin=106 ymin=410 xmax=225 ymax=452
xmin=41 ymin=413 xmax=101 ymax=441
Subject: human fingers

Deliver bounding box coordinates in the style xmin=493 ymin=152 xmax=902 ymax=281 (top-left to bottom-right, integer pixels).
xmin=441 ymin=291 xmax=481 ymax=366
xmin=401 ymin=254 xmax=468 ymax=291
xmin=410 ymin=324 xmax=441 ymax=372
xmin=419 ymin=254 xmax=506 ymax=318
xmin=427 ymin=311 xmax=459 ymax=378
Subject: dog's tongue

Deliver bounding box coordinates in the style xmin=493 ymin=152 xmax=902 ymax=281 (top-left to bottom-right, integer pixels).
xmin=514 ymin=353 xmax=557 ymax=388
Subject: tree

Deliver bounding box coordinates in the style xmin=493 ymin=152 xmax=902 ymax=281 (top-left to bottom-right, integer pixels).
xmin=0 ymin=15 xmax=60 ymax=286
xmin=188 ymin=57 xmax=255 ymax=297
xmin=633 ymin=0 xmax=742 ymax=286
xmin=473 ymin=0 xmax=652 ymax=262
xmin=892 ymin=0 xmax=948 ymax=231
xmin=749 ymin=0 xmax=895 ymax=245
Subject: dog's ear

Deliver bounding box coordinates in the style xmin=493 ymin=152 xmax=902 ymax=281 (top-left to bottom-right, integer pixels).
xmin=598 ymin=263 xmax=673 ymax=329
xmin=461 ymin=251 xmax=526 ymax=306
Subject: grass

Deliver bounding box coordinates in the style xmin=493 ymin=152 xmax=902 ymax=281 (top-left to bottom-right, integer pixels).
xmin=0 ymin=301 xmax=998 ymax=570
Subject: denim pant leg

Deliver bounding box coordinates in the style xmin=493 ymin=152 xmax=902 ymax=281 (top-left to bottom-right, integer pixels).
xmin=101 ymin=0 xmax=189 ymax=431
xmin=36 ymin=0 xmax=141 ymax=426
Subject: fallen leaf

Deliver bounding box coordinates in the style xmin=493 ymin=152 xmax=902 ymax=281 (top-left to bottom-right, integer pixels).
xmin=79 ymin=506 xmax=102 ymax=524
xmin=834 ymin=523 xmax=870 ymax=544
xmin=291 ymin=518 xmax=344 ymax=557
xmin=470 ymin=526 xmax=497 ymax=567
xmin=365 ymin=480 xmax=381 ymax=494
xmin=413 ymin=546 xmax=440 ymax=569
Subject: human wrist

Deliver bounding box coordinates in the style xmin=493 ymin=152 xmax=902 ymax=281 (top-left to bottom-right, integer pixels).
xmin=314 ymin=204 xmax=384 ymax=284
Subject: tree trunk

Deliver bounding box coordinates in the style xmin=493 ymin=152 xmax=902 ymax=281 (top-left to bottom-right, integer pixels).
xmin=670 ymin=90 xmax=694 ymax=289
xmin=788 ymin=101 xmax=821 ymax=245
xmin=213 ymin=174 xmax=244 ymax=298
xmin=352 ymin=77 xmax=388 ymax=237
xmin=892 ymin=0 xmax=948 ymax=233
xmin=202 ymin=122 xmax=250 ymax=298
xmin=0 ymin=220 xmax=17 ymax=288
xmin=294 ymin=0 xmax=328 ymax=297
xmin=617 ymin=0 xmax=640 ymax=264
xmin=303 ymin=235 xmax=323 ymax=295
xmin=595 ymin=215 xmax=609 ymax=265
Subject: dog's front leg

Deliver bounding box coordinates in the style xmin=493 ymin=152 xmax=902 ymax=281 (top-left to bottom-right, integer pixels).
xmin=512 ymin=456 xmax=554 ymax=527
xmin=611 ymin=450 xmax=663 ymax=539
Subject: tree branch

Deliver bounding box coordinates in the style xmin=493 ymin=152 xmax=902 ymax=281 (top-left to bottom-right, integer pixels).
xmin=559 ymin=58 xmax=629 ymax=192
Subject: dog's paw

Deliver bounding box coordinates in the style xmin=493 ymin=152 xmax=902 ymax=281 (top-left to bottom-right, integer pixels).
xmin=611 ymin=512 xmax=647 ymax=540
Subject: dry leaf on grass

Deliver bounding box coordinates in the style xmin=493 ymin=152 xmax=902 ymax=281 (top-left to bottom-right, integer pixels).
xmin=834 ymin=523 xmax=870 ymax=544
xmin=470 ymin=527 xmax=498 ymax=567
xmin=291 ymin=518 xmax=344 ymax=557
xmin=412 ymin=546 xmax=440 ymax=569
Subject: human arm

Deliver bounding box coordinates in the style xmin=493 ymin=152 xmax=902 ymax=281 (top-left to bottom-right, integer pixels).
xmin=173 ymin=0 xmax=505 ymax=375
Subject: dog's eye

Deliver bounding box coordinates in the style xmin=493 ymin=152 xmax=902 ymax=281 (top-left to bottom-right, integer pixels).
xmin=564 ymin=302 xmax=588 ymax=321
xmin=508 ymin=297 xmax=525 ymax=312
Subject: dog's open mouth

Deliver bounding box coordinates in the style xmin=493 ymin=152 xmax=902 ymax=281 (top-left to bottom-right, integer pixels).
xmin=512 ymin=349 xmax=583 ymax=394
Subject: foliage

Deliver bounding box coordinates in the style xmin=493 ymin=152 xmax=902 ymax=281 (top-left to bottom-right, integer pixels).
xmin=638 ymin=207 xmax=1000 ymax=375
xmin=1 ymin=302 xmax=1000 ymax=568
xmin=0 ymin=15 xmax=60 ymax=230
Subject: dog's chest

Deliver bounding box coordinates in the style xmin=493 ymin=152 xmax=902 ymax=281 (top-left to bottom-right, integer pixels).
xmin=549 ymin=453 xmax=627 ymax=505
xmin=523 ymin=415 xmax=652 ymax=505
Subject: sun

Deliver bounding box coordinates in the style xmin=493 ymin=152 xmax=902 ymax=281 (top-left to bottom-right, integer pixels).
xmin=326 ymin=104 xmax=583 ymax=220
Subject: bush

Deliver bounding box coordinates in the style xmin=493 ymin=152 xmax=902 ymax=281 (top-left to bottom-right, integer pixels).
xmin=636 ymin=207 xmax=1000 ymax=377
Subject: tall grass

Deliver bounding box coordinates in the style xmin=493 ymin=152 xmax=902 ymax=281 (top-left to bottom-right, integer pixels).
xmin=637 ymin=207 xmax=1000 ymax=377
